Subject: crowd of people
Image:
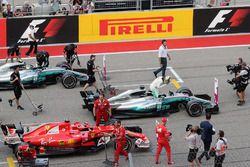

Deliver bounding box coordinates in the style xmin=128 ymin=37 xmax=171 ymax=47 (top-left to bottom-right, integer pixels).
xmin=0 ymin=0 xmax=94 ymax=18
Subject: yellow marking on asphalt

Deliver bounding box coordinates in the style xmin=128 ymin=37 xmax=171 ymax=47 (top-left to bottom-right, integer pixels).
xmin=171 ymin=79 xmax=181 ymax=89
xmin=7 ymin=156 xmax=15 ymax=167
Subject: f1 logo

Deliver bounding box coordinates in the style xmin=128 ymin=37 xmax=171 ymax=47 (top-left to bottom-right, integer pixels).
xmin=208 ymin=10 xmax=232 ymax=28
xmin=20 ymin=19 xmax=46 ymax=39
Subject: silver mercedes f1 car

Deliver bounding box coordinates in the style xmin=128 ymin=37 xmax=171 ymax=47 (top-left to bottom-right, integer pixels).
xmin=81 ymin=86 xmax=219 ymax=118
xmin=0 ymin=62 xmax=88 ymax=89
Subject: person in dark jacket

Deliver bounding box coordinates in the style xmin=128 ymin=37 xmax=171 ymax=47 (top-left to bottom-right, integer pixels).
xmin=198 ymin=113 xmax=215 ymax=163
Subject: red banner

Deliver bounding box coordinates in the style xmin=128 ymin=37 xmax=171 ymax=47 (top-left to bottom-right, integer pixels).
xmin=0 ymin=18 xmax=7 ymax=47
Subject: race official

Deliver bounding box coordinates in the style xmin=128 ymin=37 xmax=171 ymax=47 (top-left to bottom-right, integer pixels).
xmin=36 ymin=50 xmax=49 ymax=67
xmin=93 ymin=93 xmax=111 ymax=126
xmin=235 ymin=62 xmax=249 ymax=106
xmin=198 ymin=113 xmax=215 ymax=163
xmin=150 ymin=76 xmax=171 ymax=98
xmin=63 ymin=43 xmax=80 ymax=67
xmin=82 ymin=55 xmax=99 ymax=92
xmin=153 ymin=39 xmax=171 ymax=78
xmin=155 ymin=118 xmax=174 ymax=165
xmin=114 ymin=120 xmax=128 ymax=167
xmin=8 ymin=66 xmax=24 ymax=110
xmin=6 ymin=44 xmax=23 ymax=63
xmin=25 ymin=24 xmax=38 ymax=57
xmin=214 ymin=130 xmax=228 ymax=167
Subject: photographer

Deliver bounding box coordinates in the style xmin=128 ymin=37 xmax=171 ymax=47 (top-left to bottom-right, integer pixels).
xmin=185 ymin=125 xmax=202 ymax=167
xmin=235 ymin=62 xmax=249 ymax=106
xmin=214 ymin=130 xmax=227 ymax=167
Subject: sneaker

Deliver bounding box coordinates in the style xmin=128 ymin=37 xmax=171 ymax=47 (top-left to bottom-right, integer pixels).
xmin=155 ymin=161 xmax=160 ymax=164
xmin=125 ymin=156 xmax=129 ymax=161
xmin=113 ymin=162 xmax=119 ymax=167
xmin=168 ymin=161 xmax=174 ymax=165
xmin=206 ymin=156 xmax=210 ymax=161
xmin=26 ymin=54 xmax=30 ymax=57
xmin=8 ymin=99 xmax=13 ymax=107
xmin=17 ymin=106 xmax=24 ymax=110
xmin=237 ymin=101 xmax=245 ymax=106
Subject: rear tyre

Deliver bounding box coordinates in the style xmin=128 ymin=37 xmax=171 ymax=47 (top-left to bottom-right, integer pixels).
xmin=187 ymin=100 xmax=203 ymax=117
xmin=56 ymin=61 xmax=71 ymax=70
xmin=114 ymin=137 xmax=134 ymax=152
xmin=176 ymin=87 xmax=193 ymax=96
xmin=62 ymin=73 xmax=77 ymax=89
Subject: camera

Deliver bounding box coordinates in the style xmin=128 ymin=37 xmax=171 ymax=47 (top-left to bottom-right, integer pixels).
xmin=226 ymin=64 xmax=241 ymax=74
xmin=186 ymin=124 xmax=203 ymax=135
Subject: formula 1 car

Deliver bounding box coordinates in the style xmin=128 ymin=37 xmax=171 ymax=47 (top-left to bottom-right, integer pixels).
xmin=1 ymin=120 xmax=150 ymax=157
xmin=0 ymin=62 xmax=88 ymax=89
xmin=81 ymin=86 xmax=219 ymax=118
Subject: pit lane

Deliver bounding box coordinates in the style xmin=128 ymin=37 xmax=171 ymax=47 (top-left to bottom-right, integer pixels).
xmin=1 ymin=46 xmax=250 ymax=167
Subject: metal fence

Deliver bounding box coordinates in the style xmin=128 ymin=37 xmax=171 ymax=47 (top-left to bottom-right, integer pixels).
xmin=0 ymin=0 xmax=245 ymax=18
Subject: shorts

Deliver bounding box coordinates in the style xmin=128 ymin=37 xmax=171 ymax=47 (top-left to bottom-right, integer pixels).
xmin=187 ymin=148 xmax=198 ymax=162
xmin=87 ymin=75 xmax=96 ymax=84
xmin=237 ymin=83 xmax=248 ymax=92
xmin=14 ymin=87 xmax=22 ymax=100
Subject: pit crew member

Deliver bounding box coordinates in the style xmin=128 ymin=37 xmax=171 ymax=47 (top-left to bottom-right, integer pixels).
xmin=36 ymin=50 xmax=49 ymax=67
xmin=6 ymin=44 xmax=23 ymax=63
xmin=8 ymin=66 xmax=24 ymax=110
xmin=63 ymin=43 xmax=80 ymax=67
xmin=17 ymin=143 xmax=37 ymax=162
xmin=155 ymin=117 xmax=174 ymax=165
xmin=93 ymin=93 xmax=111 ymax=126
xmin=82 ymin=54 xmax=99 ymax=92
xmin=114 ymin=120 xmax=128 ymax=167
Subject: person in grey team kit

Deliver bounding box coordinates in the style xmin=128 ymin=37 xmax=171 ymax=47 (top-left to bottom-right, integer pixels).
xmin=153 ymin=39 xmax=171 ymax=78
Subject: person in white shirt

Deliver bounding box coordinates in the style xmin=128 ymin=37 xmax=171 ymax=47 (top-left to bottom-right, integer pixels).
xmin=185 ymin=126 xmax=202 ymax=167
xmin=153 ymin=39 xmax=171 ymax=78
xmin=25 ymin=24 xmax=38 ymax=57
xmin=150 ymin=76 xmax=170 ymax=98
xmin=214 ymin=130 xmax=227 ymax=167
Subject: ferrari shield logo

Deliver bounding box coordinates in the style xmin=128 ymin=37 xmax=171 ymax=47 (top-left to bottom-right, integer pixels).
xmin=91 ymin=133 xmax=95 ymax=138
xmin=59 ymin=140 xmax=65 ymax=146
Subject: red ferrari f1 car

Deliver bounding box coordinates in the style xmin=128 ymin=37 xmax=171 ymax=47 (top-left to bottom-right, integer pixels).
xmin=1 ymin=120 xmax=150 ymax=157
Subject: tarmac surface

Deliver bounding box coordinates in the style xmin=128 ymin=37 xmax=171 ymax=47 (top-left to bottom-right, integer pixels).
xmin=1 ymin=45 xmax=250 ymax=167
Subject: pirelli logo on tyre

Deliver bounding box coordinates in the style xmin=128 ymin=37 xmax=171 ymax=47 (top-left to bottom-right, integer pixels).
xmin=193 ymin=7 xmax=250 ymax=35
xmin=99 ymin=16 xmax=174 ymax=36
xmin=79 ymin=9 xmax=193 ymax=42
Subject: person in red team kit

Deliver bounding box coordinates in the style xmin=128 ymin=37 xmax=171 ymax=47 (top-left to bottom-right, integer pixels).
xmin=155 ymin=117 xmax=174 ymax=165
xmin=114 ymin=120 xmax=128 ymax=167
xmin=93 ymin=93 xmax=111 ymax=126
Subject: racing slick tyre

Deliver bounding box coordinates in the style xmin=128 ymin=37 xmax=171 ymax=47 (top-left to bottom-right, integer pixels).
xmin=114 ymin=137 xmax=134 ymax=152
xmin=56 ymin=61 xmax=71 ymax=70
xmin=62 ymin=73 xmax=77 ymax=89
xmin=176 ymin=87 xmax=193 ymax=96
xmin=187 ymin=100 xmax=203 ymax=117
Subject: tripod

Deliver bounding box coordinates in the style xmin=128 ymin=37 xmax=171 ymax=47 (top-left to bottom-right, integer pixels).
xmin=103 ymin=136 xmax=114 ymax=166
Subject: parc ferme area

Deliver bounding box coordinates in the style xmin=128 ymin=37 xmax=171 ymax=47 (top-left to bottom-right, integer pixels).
xmin=1 ymin=1 xmax=250 ymax=167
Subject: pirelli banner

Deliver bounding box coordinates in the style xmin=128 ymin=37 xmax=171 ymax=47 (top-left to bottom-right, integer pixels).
xmin=7 ymin=16 xmax=78 ymax=46
xmin=79 ymin=9 xmax=193 ymax=42
xmin=193 ymin=7 xmax=250 ymax=36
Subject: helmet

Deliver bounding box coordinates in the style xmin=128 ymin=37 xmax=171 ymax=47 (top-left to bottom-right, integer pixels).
xmin=162 ymin=117 xmax=168 ymax=123
xmin=164 ymin=76 xmax=171 ymax=84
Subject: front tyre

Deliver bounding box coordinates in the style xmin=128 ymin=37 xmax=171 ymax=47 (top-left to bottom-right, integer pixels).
xmin=62 ymin=73 xmax=77 ymax=89
xmin=187 ymin=100 xmax=203 ymax=117
xmin=114 ymin=137 xmax=134 ymax=152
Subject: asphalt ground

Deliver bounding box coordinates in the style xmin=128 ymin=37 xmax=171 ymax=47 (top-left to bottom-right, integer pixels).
xmin=1 ymin=45 xmax=250 ymax=167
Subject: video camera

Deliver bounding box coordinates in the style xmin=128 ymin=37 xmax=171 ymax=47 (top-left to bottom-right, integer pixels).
xmin=226 ymin=64 xmax=241 ymax=75
xmin=186 ymin=124 xmax=203 ymax=135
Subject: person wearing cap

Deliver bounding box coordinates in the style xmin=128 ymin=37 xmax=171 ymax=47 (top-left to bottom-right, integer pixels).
xmin=8 ymin=66 xmax=24 ymax=110
xmin=82 ymin=54 xmax=99 ymax=92
xmin=63 ymin=43 xmax=80 ymax=67
xmin=93 ymin=93 xmax=111 ymax=126
xmin=153 ymin=39 xmax=171 ymax=78
xmin=113 ymin=120 xmax=128 ymax=167
xmin=155 ymin=117 xmax=174 ymax=165
xmin=150 ymin=76 xmax=171 ymax=98
xmin=25 ymin=23 xmax=38 ymax=57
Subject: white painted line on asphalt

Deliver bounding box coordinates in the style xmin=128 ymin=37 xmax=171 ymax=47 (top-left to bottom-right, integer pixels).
xmin=113 ymin=83 xmax=150 ymax=88
xmin=169 ymin=67 xmax=184 ymax=83
xmin=0 ymin=160 xmax=17 ymax=165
